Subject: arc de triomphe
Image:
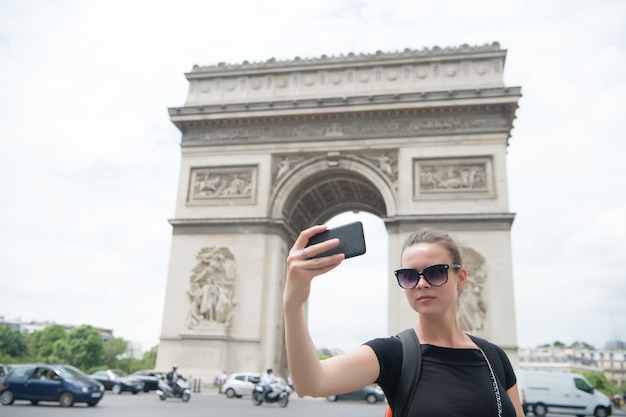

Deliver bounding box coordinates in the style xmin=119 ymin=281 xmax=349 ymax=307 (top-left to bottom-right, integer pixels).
xmin=156 ymin=43 xmax=522 ymax=380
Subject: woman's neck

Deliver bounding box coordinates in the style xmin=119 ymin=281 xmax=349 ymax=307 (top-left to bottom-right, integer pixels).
xmin=414 ymin=319 xmax=474 ymax=348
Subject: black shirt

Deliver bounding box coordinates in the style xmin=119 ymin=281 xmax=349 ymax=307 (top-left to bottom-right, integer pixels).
xmin=365 ymin=337 xmax=517 ymax=417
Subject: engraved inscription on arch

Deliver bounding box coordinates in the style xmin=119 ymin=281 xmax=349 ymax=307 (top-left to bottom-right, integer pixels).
xmin=180 ymin=108 xmax=510 ymax=147
xmin=188 ymin=165 xmax=257 ymax=205
xmin=413 ymin=157 xmax=494 ymax=200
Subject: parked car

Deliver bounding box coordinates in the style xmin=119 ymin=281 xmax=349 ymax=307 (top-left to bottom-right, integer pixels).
xmin=327 ymin=385 xmax=386 ymax=404
xmin=88 ymin=369 xmax=144 ymax=394
xmin=0 ymin=363 xmax=104 ymax=407
xmin=517 ymin=369 xmax=612 ymax=417
xmin=129 ymin=370 xmax=165 ymax=392
xmin=222 ymin=372 xmax=261 ymax=398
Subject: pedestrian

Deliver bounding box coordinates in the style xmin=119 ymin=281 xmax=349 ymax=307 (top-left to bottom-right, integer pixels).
xmin=283 ymin=225 xmax=525 ymax=416
xmin=219 ymin=370 xmax=228 ymax=393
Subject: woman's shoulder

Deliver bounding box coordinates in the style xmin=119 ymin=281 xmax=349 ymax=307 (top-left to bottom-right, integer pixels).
xmin=363 ymin=335 xmax=404 ymax=364
xmin=363 ymin=335 xmax=403 ymax=392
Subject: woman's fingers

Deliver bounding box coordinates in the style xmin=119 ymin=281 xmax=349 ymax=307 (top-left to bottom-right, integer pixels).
xmin=290 ymin=224 xmax=341 ymax=260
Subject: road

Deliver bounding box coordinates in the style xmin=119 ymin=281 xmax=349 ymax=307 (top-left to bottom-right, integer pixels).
xmin=3 ymin=389 xmax=624 ymax=417
xmin=0 ymin=389 xmax=388 ymax=417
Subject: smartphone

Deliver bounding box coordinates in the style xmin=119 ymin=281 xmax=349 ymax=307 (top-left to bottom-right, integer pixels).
xmin=305 ymin=221 xmax=366 ymax=259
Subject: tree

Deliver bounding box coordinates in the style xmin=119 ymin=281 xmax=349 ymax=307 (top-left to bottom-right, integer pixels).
xmin=582 ymin=371 xmax=619 ymax=396
xmin=101 ymin=337 xmax=128 ymax=369
xmin=0 ymin=325 xmax=27 ymax=361
xmin=135 ymin=345 xmax=157 ymax=371
xmin=571 ymin=341 xmax=595 ymax=350
xmin=2 ymin=322 xmax=157 ymax=374
xmin=27 ymin=324 xmax=67 ymax=362
xmin=66 ymin=325 xmax=104 ymax=370
xmin=50 ymin=338 xmax=71 ymax=364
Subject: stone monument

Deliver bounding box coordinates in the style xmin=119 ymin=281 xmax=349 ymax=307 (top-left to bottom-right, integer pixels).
xmin=156 ymin=43 xmax=522 ymax=380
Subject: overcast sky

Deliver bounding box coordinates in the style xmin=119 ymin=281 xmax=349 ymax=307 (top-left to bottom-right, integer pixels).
xmin=1 ymin=0 xmax=625 ymax=355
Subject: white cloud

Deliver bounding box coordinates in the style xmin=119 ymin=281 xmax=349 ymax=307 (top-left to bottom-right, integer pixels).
xmin=1 ymin=0 xmax=625 ymax=352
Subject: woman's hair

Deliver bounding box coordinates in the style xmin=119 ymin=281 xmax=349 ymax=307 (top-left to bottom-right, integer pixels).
xmin=401 ymin=228 xmax=463 ymax=266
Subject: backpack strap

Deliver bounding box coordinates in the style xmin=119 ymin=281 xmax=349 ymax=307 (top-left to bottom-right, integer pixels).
xmin=390 ymin=328 xmax=421 ymax=417
xmin=468 ymin=334 xmax=507 ymax=387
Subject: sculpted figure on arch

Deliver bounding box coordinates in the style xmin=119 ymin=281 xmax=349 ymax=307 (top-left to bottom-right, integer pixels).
xmin=186 ymin=246 xmax=237 ymax=329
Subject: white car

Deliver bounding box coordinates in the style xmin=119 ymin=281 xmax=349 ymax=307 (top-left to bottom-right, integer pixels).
xmin=222 ymin=373 xmax=260 ymax=398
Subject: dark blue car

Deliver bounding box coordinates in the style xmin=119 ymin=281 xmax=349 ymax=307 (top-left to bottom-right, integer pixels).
xmin=0 ymin=363 xmax=104 ymax=407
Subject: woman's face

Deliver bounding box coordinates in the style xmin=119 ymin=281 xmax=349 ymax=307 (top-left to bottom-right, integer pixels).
xmin=400 ymin=242 xmax=465 ymax=317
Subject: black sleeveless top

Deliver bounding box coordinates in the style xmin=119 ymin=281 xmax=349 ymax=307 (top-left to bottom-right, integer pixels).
xmin=365 ymin=337 xmax=518 ymax=417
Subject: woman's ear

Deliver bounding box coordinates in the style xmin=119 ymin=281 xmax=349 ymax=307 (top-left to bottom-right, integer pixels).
xmin=456 ymin=267 xmax=468 ymax=292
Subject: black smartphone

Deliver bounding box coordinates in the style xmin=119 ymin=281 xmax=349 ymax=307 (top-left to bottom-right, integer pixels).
xmin=305 ymin=221 xmax=366 ymax=259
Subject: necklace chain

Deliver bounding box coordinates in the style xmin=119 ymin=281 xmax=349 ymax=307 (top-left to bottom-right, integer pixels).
xmin=477 ymin=347 xmax=502 ymax=417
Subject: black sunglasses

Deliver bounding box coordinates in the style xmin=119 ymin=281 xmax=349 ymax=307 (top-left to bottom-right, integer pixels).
xmin=394 ymin=264 xmax=461 ymax=289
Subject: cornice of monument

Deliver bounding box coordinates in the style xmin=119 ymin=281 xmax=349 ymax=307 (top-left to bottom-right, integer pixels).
xmin=179 ymin=43 xmax=516 ymax=108
xmin=169 ymin=86 xmax=520 ymax=119
xmin=168 ymin=217 xmax=298 ymax=241
xmin=385 ymin=212 xmax=516 ymax=231
xmin=187 ymin=42 xmax=505 ymax=75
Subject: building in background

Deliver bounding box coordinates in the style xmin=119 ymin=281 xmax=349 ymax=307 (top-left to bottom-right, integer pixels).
xmin=519 ymin=343 xmax=626 ymax=387
xmin=0 ymin=316 xmax=114 ymax=342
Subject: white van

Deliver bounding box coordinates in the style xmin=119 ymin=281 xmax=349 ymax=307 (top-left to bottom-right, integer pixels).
xmin=517 ymin=369 xmax=612 ymax=417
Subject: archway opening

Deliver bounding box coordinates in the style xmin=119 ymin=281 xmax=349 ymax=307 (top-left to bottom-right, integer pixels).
xmin=307 ymin=211 xmax=389 ymax=354
xmin=280 ymin=168 xmax=388 ymax=234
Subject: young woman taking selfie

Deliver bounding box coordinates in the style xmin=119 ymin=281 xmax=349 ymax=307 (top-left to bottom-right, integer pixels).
xmin=283 ymin=225 xmax=524 ymax=417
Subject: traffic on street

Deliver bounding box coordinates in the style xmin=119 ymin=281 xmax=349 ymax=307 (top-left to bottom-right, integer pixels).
xmin=0 ymin=389 xmax=388 ymax=417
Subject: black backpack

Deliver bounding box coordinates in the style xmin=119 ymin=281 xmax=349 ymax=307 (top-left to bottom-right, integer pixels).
xmin=387 ymin=328 xmax=507 ymax=417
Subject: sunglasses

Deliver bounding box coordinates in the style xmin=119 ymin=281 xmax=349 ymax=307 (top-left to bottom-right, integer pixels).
xmin=394 ymin=264 xmax=461 ymax=289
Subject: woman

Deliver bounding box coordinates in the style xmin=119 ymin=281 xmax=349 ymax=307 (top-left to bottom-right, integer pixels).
xmin=283 ymin=225 xmax=524 ymax=417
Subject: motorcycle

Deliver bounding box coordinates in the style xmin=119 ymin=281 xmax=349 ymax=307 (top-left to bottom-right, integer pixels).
xmin=156 ymin=377 xmax=191 ymax=402
xmin=252 ymin=379 xmax=290 ymax=407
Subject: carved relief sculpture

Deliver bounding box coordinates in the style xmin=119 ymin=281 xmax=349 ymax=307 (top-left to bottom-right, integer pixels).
xmin=273 ymin=156 xmax=306 ymax=185
xmin=361 ymin=151 xmax=399 ymax=190
xmin=457 ymin=246 xmax=487 ymax=333
xmin=188 ymin=166 xmax=257 ymax=205
xmin=420 ymin=163 xmax=487 ymax=191
xmin=413 ymin=157 xmax=494 ymax=200
xmin=186 ymin=246 xmax=237 ymax=330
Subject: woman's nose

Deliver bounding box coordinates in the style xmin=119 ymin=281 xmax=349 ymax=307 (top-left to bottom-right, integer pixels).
xmin=415 ymin=274 xmax=430 ymax=288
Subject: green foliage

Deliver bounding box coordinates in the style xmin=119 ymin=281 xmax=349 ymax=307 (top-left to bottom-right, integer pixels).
xmin=27 ymin=324 xmax=67 ymax=362
xmin=67 ymin=325 xmax=104 ymax=369
xmin=102 ymin=338 xmax=128 ymax=368
xmin=136 ymin=345 xmax=158 ymax=370
xmin=0 ymin=324 xmax=156 ymax=373
xmin=552 ymin=340 xmax=596 ymax=350
xmin=582 ymin=371 xmax=620 ymax=396
xmin=570 ymin=341 xmax=595 ymax=350
xmin=0 ymin=326 xmax=27 ymax=360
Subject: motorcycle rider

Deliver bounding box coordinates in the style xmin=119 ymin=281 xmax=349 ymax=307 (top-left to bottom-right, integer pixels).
xmin=166 ymin=364 xmax=183 ymax=396
xmin=260 ymin=368 xmax=278 ymax=399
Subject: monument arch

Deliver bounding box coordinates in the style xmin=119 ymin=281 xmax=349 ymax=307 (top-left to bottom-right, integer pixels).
xmin=156 ymin=43 xmax=522 ymax=381
xmin=270 ymin=155 xmax=394 ymax=229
